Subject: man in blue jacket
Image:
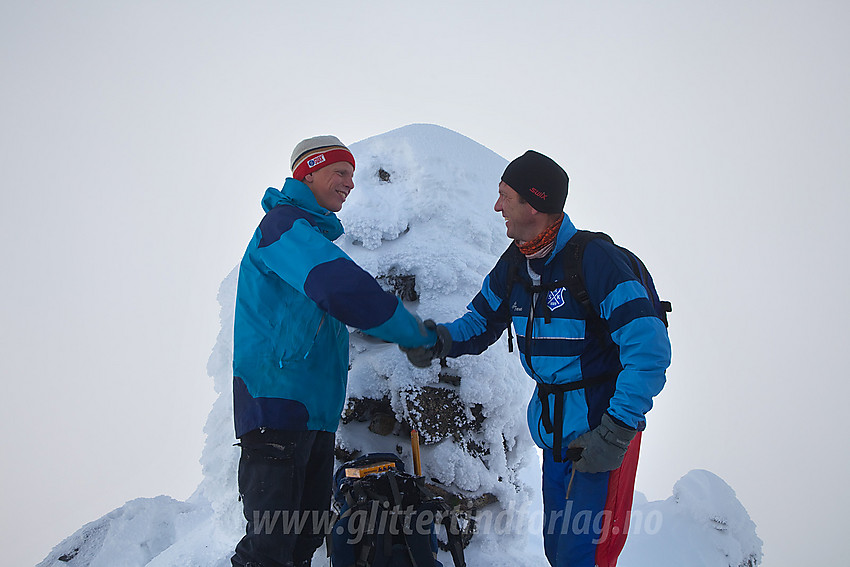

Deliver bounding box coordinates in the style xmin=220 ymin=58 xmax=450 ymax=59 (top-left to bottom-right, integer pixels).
xmin=231 ymin=136 xmax=437 ymax=567
xmin=403 ymin=151 xmax=671 ymax=567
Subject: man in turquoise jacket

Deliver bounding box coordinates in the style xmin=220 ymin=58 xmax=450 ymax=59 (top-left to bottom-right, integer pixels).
xmin=231 ymin=136 xmax=437 ymax=567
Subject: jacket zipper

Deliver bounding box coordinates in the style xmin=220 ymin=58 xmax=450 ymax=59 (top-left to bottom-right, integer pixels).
xmin=302 ymin=314 xmax=326 ymax=360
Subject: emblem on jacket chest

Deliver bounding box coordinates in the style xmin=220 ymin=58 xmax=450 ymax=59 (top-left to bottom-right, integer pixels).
xmin=547 ymin=288 xmax=567 ymax=311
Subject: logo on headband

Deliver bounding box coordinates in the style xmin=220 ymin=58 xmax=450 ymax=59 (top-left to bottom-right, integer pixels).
xmin=306 ymin=154 xmax=326 ymax=168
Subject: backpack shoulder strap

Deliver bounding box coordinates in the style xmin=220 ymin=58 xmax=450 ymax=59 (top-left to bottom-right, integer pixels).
xmin=616 ymin=247 xmax=672 ymax=327
xmin=499 ymin=242 xmax=524 ymax=353
xmin=561 ymin=230 xmax=612 ymax=342
xmin=500 ymin=241 xmax=524 ymax=294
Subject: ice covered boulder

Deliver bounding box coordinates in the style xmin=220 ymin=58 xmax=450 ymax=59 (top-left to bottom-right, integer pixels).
xmin=35 ymin=496 xmax=211 ymax=567
xmin=621 ymin=469 xmax=763 ymax=567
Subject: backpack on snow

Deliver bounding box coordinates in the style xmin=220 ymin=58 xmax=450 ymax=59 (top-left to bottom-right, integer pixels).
xmin=502 ymin=230 xmax=671 ymax=462
xmin=329 ymin=453 xmax=466 ymax=567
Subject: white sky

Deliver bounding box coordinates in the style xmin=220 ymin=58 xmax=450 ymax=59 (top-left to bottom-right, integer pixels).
xmin=2 ymin=1 xmax=848 ymax=566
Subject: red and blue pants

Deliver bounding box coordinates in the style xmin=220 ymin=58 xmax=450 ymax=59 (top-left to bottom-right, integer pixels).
xmin=542 ymin=433 xmax=641 ymax=567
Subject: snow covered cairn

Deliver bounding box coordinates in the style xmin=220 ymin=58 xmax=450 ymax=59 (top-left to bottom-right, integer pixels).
xmin=333 ymin=125 xmax=539 ymax=521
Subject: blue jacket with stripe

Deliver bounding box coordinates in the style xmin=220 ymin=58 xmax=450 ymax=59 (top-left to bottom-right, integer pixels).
xmin=443 ymin=214 xmax=671 ymax=451
xmin=232 ymin=179 xmax=436 ymax=437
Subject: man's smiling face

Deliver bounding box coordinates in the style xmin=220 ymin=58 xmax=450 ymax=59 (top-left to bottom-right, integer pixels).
xmin=495 ymin=181 xmax=539 ymax=241
xmin=304 ymin=161 xmax=355 ymax=212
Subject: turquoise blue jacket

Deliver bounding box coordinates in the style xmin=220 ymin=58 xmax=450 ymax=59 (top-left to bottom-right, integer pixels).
xmin=232 ymin=179 xmax=436 ymax=436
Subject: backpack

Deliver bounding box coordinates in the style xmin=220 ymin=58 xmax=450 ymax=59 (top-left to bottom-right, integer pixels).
xmin=329 ymin=453 xmax=466 ymax=567
xmin=502 ymin=230 xmax=671 ymax=462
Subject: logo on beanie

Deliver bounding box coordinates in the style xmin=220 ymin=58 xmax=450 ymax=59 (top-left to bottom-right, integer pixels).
xmin=529 ymin=187 xmax=547 ymax=200
xmin=307 ymin=154 xmax=326 ymax=168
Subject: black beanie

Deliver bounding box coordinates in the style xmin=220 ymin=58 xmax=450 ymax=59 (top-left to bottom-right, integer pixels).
xmin=501 ymin=150 xmax=569 ymax=213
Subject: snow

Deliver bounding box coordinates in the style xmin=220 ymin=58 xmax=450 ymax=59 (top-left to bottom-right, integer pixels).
xmin=336 ymin=125 xmax=537 ymax=516
xmin=36 ymin=124 xmax=762 ymax=567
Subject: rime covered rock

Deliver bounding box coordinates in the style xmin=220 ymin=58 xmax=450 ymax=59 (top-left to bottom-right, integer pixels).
xmin=335 ymin=125 xmax=535 ymax=520
xmin=620 ymin=470 xmax=763 ymax=567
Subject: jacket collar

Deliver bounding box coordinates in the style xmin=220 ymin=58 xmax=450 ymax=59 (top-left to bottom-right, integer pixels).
xmin=544 ymin=212 xmax=578 ymax=265
xmin=262 ymin=178 xmax=344 ymax=240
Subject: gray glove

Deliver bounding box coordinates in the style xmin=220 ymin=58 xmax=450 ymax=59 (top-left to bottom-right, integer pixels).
xmin=568 ymin=413 xmax=637 ymax=473
xmin=400 ymin=319 xmax=452 ymax=368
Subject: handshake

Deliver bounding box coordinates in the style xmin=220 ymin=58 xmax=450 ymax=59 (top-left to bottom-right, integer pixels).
xmin=400 ymin=319 xmax=453 ymax=367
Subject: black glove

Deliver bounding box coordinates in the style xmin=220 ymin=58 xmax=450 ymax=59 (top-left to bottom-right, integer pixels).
xmin=568 ymin=413 xmax=637 ymax=473
xmin=400 ymin=319 xmax=452 ymax=368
